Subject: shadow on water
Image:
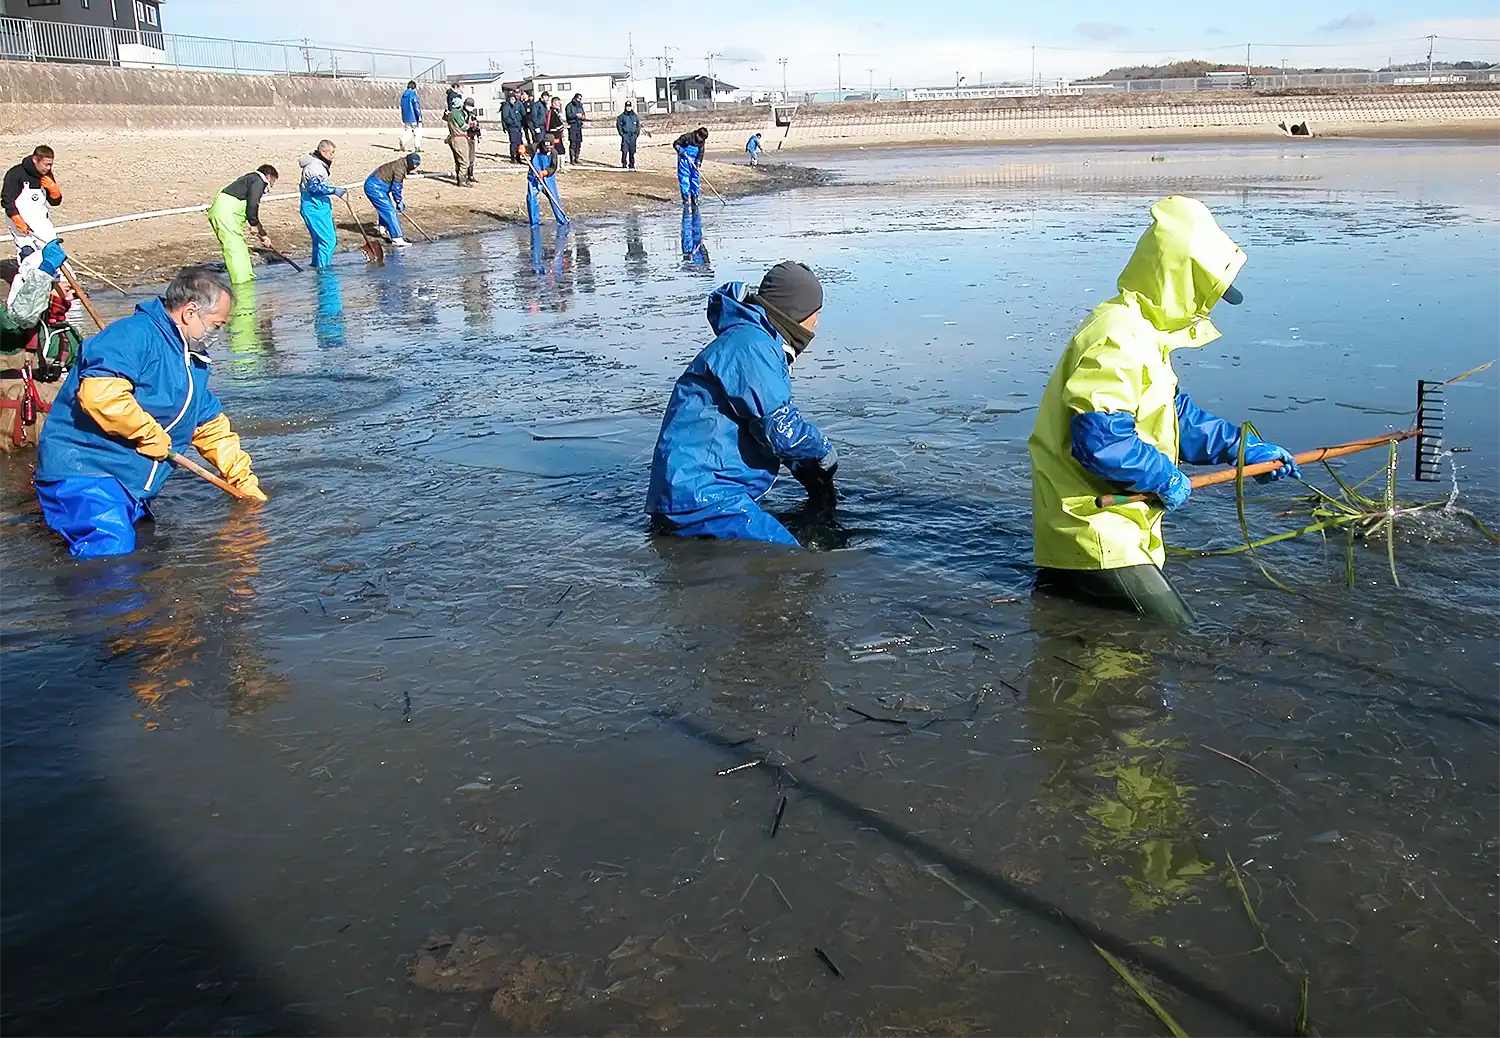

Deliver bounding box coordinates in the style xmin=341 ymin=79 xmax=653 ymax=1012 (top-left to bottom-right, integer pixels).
xmin=1 ymin=510 xmax=313 ymax=1036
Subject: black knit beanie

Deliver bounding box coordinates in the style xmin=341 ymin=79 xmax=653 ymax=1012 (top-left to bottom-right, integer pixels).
xmin=757 ymin=261 xmax=823 ymax=322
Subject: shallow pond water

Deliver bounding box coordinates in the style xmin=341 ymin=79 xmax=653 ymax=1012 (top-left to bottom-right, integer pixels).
xmin=3 ymin=138 xmax=1497 ymax=1036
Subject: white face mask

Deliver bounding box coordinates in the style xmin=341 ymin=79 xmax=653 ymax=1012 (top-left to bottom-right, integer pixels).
xmin=181 ymin=305 xmax=224 ymax=352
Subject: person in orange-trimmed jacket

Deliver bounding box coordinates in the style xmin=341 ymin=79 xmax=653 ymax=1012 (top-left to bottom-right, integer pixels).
xmin=3 ymin=145 xmax=63 ymax=248
xmin=36 ymin=265 xmax=266 ymax=559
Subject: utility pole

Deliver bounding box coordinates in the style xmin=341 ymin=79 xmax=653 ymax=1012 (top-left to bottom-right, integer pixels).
xmin=778 ymin=56 xmax=788 ymax=99
xmin=662 ymin=48 xmax=676 ymax=112
xmin=706 ymin=51 xmax=722 ymax=107
xmin=1031 ymin=45 xmax=1036 ymax=88
xmin=837 ymin=53 xmax=842 ymax=95
xmin=525 ymin=40 xmax=536 ymax=79
xmin=1426 ymin=34 xmax=1436 ymax=81
xmin=301 ymin=37 xmax=312 ymax=75
xmin=867 ymin=67 xmax=874 ymax=100
xmin=1245 ymin=42 xmax=1251 ymax=83
xmin=626 ymin=33 xmax=637 ymax=109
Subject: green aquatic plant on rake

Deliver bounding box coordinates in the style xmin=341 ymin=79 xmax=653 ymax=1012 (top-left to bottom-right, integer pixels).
xmin=1172 ymin=367 xmax=1499 ymax=590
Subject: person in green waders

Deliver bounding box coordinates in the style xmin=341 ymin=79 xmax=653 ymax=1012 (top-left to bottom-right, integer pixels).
xmin=207 ymin=165 xmax=278 ymax=285
xmin=1028 ymin=196 xmax=1301 ymax=625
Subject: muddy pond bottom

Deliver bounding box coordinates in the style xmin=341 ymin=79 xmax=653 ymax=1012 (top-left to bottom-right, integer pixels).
xmin=2 ymin=139 xmax=1497 ymax=1036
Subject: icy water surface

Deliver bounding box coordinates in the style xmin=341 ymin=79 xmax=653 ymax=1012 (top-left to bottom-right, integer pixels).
xmin=3 ymin=139 xmax=1497 ymax=1036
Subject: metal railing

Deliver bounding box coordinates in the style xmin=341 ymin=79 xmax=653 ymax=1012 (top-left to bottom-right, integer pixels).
xmin=0 ymin=16 xmax=445 ymax=82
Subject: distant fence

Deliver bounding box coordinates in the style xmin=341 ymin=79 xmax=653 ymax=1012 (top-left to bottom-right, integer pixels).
xmin=0 ymin=16 xmax=445 ymax=82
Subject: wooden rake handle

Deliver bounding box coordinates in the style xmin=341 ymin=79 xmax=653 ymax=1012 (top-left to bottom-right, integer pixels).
xmin=1094 ymin=429 xmax=1420 ymax=508
xmin=60 ymin=264 xmax=105 ymax=331
xmin=168 ymin=450 xmax=251 ymax=500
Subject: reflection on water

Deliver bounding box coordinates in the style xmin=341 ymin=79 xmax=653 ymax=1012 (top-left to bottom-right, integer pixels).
xmin=2 ymin=140 xmax=1497 ymax=1036
xmin=680 ymin=202 xmax=711 ymax=271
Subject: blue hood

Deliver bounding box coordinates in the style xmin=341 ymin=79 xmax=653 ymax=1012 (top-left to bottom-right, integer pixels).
xmin=706 ymin=282 xmax=781 ymax=343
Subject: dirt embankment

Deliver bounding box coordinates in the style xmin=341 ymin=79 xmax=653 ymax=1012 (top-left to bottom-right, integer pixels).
xmin=3 ymin=129 xmax=787 ymax=289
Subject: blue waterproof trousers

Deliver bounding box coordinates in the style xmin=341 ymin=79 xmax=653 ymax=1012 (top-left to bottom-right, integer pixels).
xmin=36 ymin=476 xmax=151 ymax=559
xmin=655 ymin=500 xmax=799 ymax=547
xmin=526 ymin=174 xmax=568 ymax=226
xmin=300 ymin=195 xmax=338 ymax=267
xmin=363 ymin=177 xmax=403 ymax=240
xmin=677 ymin=145 xmax=701 ymax=198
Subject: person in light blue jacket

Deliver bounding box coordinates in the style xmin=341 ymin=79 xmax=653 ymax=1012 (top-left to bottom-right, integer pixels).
xmin=646 ymin=261 xmax=837 ymax=546
xmin=298 ymin=140 xmax=345 ymax=267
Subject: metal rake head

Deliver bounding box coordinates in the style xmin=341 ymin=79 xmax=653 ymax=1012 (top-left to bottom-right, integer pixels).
xmin=1414 ymin=379 xmax=1445 ymax=482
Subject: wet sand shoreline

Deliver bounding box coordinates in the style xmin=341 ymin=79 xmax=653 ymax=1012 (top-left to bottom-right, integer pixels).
xmin=0 ymin=128 xmax=783 ymax=290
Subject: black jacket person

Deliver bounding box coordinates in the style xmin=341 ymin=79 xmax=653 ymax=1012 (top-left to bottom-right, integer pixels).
xmin=565 ymin=94 xmax=587 ymax=164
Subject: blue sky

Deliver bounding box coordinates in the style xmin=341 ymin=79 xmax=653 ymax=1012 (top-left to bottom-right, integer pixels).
xmin=163 ymin=0 xmax=1500 ymax=87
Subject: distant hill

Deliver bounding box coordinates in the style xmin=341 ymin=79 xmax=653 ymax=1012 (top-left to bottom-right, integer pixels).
xmin=1382 ymin=59 xmax=1496 ymax=71
xmin=1077 ymin=61 xmax=1363 ymax=82
xmin=1078 ymin=58 xmax=1496 ymax=82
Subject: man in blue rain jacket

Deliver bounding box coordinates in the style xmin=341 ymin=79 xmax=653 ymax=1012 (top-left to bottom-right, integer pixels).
xmin=399 ymin=81 xmax=423 ymax=150
xmin=646 ymin=261 xmax=838 ymax=547
xmin=36 ymin=266 xmax=266 ymax=558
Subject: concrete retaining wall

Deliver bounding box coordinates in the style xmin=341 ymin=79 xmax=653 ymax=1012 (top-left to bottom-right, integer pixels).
xmin=0 ymin=63 xmax=445 ymax=133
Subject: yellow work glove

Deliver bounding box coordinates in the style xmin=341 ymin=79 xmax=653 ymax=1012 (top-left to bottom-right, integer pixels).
xmin=192 ymin=413 xmax=267 ymax=502
xmin=78 ymin=376 xmax=173 ymax=460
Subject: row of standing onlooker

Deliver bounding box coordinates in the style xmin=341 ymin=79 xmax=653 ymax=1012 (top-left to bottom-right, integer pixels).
xmin=402 ymin=81 xmax=661 ymax=173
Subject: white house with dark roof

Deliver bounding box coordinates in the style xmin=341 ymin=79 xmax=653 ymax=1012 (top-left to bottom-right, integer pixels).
xmin=516 ymin=71 xmax=634 ymax=114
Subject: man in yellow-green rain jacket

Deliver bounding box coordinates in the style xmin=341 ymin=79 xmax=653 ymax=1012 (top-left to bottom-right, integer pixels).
xmin=1028 ymin=196 xmax=1300 ymax=623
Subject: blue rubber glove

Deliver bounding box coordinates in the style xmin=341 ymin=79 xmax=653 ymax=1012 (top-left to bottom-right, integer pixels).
xmin=397 ymin=201 xmax=406 ymax=212
xmin=334 ymin=186 xmax=346 ymax=197
xmin=1242 ymin=435 xmax=1302 ymax=483
xmin=39 ymin=239 xmax=67 ymax=277
xmin=1157 ymin=467 xmax=1192 ymax=511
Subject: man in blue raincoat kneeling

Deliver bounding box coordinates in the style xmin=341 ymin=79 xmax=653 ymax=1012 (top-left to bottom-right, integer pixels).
xmin=646 ymin=261 xmax=838 ymax=547
xmin=36 ymin=265 xmax=266 ymax=559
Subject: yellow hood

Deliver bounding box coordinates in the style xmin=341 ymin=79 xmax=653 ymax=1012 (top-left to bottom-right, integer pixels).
xmin=1116 ymin=196 xmax=1246 ymax=333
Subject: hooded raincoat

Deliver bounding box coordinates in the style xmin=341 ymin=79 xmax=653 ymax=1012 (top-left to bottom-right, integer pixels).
xmin=646 ymin=283 xmax=832 ymax=546
xmin=298 ymin=153 xmax=345 ymax=267
xmin=1028 ymin=196 xmax=1248 ymax=571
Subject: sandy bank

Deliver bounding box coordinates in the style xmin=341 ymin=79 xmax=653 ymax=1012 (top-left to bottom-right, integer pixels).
xmin=1 ymin=129 xmax=768 ymax=288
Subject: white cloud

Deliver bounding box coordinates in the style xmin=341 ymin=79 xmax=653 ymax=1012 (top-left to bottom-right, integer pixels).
xmin=1319 ymin=10 xmax=1375 ymax=33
